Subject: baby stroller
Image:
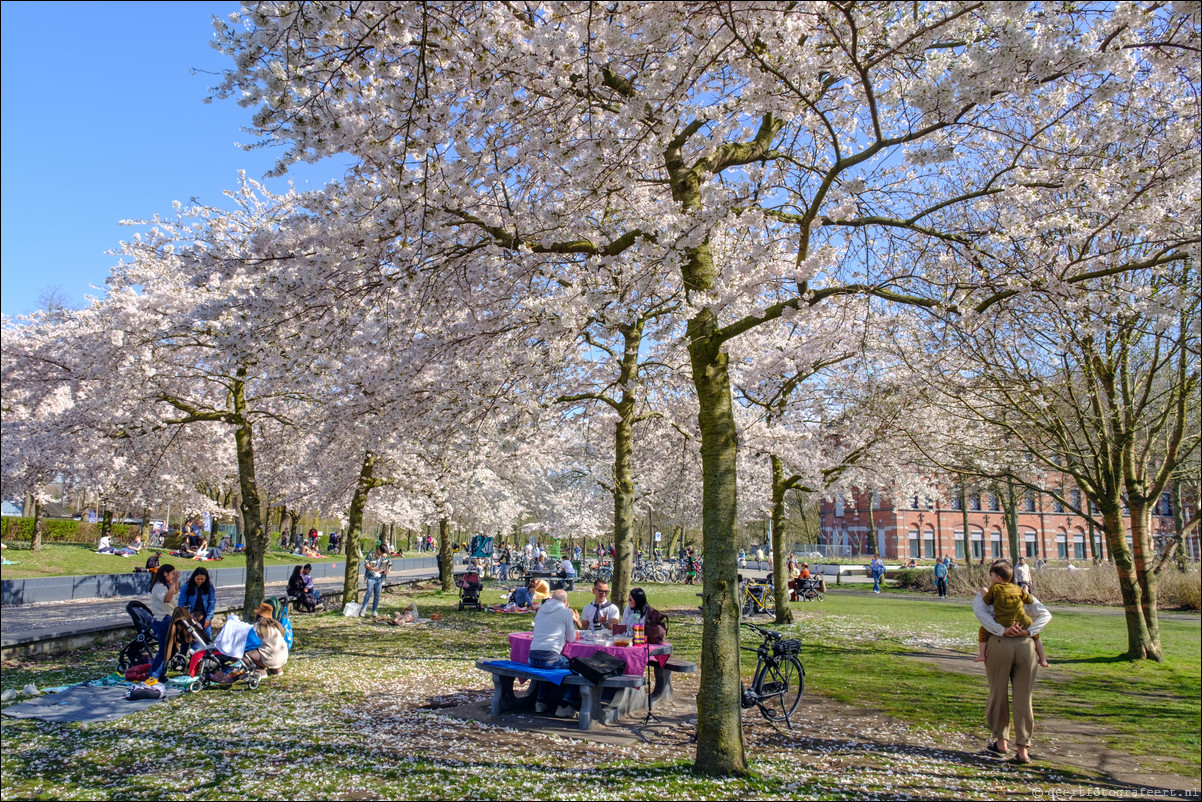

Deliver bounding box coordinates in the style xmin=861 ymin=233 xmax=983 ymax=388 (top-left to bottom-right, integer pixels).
xmin=457 ymin=570 xmax=484 ymax=611
xmin=117 ymin=600 xmax=156 ymax=673
xmin=191 ymin=597 xmax=292 ymax=692
xmin=118 ymin=601 xmax=202 ymax=677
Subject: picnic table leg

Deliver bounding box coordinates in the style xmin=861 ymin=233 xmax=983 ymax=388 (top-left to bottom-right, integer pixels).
xmin=491 ymin=674 xmax=517 ymax=715
xmin=578 ymin=685 xmax=596 ymax=730
xmin=650 ymin=663 xmax=673 ymax=706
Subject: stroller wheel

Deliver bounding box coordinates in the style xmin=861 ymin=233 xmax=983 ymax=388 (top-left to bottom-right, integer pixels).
xmin=188 ymin=679 xmax=203 ymax=693
xmin=246 ymin=675 xmax=260 ymax=690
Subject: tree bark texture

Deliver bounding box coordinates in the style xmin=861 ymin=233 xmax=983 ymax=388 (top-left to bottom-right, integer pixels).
xmin=439 ymin=516 xmax=453 ymax=591
xmin=343 ymin=451 xmax=375 ymax=604
xmin=1100 ymin=508 xmax=1158 ymax=660
xmin=31 ymin=501 xmax=43 ymax=553
xmin=770 ymin=455 xmax=794 ymax=625
xmin=689 ymin=307 xmax=747 ymax=776
xmin=1127 ymin=500 xmax=1164 ymax=661
xmin=231 ymin=377 xmax=266 ymax=618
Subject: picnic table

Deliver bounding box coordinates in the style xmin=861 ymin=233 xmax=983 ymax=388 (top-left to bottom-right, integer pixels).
xmin=475 ymin=632 xmax=696 ymax=729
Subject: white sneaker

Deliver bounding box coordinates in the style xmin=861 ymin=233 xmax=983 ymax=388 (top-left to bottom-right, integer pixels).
xmin=554 ymin=705 xmax=575 ymax=718
xmin=534 ymin=701 xmax=547 ymax=714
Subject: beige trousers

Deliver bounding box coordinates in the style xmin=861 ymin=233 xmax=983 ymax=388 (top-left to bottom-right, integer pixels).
xmin=985 ymin=634 xmax=1038 ymax=747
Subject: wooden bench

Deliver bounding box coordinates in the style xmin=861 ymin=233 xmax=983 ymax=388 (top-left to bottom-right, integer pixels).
xmin=475 ymin=659 xmax=645 ymax=730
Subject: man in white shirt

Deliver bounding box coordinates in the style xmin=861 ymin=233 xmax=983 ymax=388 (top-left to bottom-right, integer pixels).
xmin=581 ymin=581 xmax=620 ymax=632
xmin=529 ymin=589 xmax=582 ymax=717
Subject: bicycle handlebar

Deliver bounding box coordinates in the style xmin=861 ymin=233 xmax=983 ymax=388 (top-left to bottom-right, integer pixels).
xmin=741 ymin=621 xmax=781 ymax=640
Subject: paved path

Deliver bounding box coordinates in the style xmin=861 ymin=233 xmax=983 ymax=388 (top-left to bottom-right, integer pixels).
xmin=0 ymin=566 xmax=437 ymax=642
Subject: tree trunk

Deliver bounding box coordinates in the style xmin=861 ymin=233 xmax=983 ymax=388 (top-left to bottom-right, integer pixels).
xmin=689 ymin=307 xmax=747 ymax=776
xmin=612 ymin=415 xmax=636 ymax=611
xmin=1088 ymin=516 xmax=1099 ymax=562
xmin=1127 ymin=500 xmax=1164 ymax=661
xmin=1006 ymin=482 xmax=1020 ymax=563
xmin=770 ymin=455 xmax=793 ymax=625
xmin=1100 ymin=509 xmax=1157 ymax=659
xmin=439 ymin=516 xmax=453 ymax=591
xmin=961 ymin=486 xmax=970 ymax=561
xmin=31 ymin=501 xmax=44 ymax=553
xmin=101 ymin=509 xmax=113 ymax=541
xmin=343 ymin=451 xmax=375 ymax=604
xmin=231 ymin=376 xmax=265 ymax=618
xmin=1171 ymin=481 xmax=1189 ymax=570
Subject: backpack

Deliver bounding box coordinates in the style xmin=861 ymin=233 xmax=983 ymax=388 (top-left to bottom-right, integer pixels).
xmin=644 ymin=606 xmax=668 ymax=644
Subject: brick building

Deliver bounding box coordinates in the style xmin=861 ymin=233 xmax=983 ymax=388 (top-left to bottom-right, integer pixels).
xmin=818 ymin=488 xmax=1194 ymax=562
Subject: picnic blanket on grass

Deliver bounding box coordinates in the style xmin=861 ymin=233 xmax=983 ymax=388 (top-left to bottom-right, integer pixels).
xmin=487 ymin=606 xmax=536 ymax=613
xmin=2 ymin=684 xmax=183 ymax=723
xmin=480 ymin=660 xmax=573 ymax=685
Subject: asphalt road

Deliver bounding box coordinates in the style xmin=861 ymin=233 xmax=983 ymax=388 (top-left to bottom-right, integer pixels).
xmin=0 ymin=566 xmax=437 ymax=640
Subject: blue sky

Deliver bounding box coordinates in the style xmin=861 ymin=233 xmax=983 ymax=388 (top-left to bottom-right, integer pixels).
xmin=1 ymin=1 xmax=348 ymax=317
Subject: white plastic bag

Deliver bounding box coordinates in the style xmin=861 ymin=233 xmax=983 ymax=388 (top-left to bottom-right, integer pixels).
xmin=343 ymin=602 xmax=362 ymax=617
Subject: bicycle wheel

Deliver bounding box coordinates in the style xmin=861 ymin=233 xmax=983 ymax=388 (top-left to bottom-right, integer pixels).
xmin=758 ymin=656 xmax=804 ymax=723
xmin=741 ymin=597 xmax=754 ymax=619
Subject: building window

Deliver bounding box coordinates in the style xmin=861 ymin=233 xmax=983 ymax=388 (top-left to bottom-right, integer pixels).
xmin=988 ymin=493 xmax=1000 ymax=512
xmin=1070 ymin=489 xmax=1082 ymax=511
xmin=1073 ymin=532 xmax=1086 ymax=559
xmin=1025 ymin=531 xmax=1038 ymax=558
xmin=835 ymin=495 xmax=844 ymax=517
xmin=1053 ymin=497 xmax=1064 ymax=513
xmin=909 ymin=527 xmax=920 ymax=559
xmin=923 ymin=528 xmax=936 ymax=559
xmin=951 ymin=494 xmax=963 ymax=511
xmin=969 ymin=494 xmax=981 ymax=511
xmin=911 ymin=495 xmax=920 ymax=510
xmin=1056 ymin=531 xmax=1068 ymax=559
xmin=1024 ymin=491 xmax=1036 ymax=513
xmin=954 ymin=529 xmax=965 ymax=559
xmin=925 ymin=496 xmax=935 ymax=510
xmin=991 ymin=530 xmax=1003 ymax=558
xmin=1158 ymin=492 xmax=1173 ymax=517
xmin=970 ymin=528 xmax=983 ymax=560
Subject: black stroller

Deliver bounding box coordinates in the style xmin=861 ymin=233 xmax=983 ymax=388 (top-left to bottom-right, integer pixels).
xmin=117 ymin=600 xmax=190 ymax=675
xmin=117 ymin=600 xmax=156 ymax=672
xmin=456 ymin=569 xmax=484 ymax=611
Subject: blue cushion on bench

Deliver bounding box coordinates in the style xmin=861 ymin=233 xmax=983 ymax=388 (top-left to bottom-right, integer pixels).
xmin=481 ymin=660 xmax=574 ymax=686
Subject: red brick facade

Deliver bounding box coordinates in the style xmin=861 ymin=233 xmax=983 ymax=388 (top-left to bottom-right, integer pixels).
xmin=817 ymin=490 xmax=1194 ymax=562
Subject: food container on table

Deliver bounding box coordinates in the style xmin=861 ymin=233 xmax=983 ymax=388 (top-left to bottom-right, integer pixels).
xmin=614 ymin=636 xmax=632 ymax=648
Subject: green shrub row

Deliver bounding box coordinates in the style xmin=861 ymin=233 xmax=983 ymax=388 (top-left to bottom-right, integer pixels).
xmin=0 ymin=517 xmax=141 ymax=544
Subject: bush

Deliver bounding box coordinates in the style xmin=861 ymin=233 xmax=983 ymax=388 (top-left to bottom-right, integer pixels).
xmin=0 ymin=517 xmax=141 ymax=545
xmin=891 ymin=568 xmax=937 ymax=592
xmin=945 ymin=562 xmax=1200 ymax=611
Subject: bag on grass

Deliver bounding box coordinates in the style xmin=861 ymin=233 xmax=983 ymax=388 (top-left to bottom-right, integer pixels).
xmin=568 ymin=652 xmax=626 ymax=684
xmin=343 ymin=602 xmax=362 ymax=617
xmin=124 ymin=663 xmax=152 ymax=683
xmin=126 ymin=684 xmax=166 ymax=700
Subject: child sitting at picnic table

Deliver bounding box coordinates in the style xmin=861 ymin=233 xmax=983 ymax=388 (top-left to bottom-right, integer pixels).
xmin=975 ymin=561 xmax=1049 ymax=667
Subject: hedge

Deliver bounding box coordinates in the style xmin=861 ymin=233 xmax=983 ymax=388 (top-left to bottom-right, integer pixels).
xmin=0 ymin=517 xmax=141 ymax=544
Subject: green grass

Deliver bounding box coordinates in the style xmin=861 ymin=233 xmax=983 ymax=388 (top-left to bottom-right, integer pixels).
xmin=2 ymin=581 xmax=1197 ymax=799
xmin=0 ymin=542 xmax=339 ymax=579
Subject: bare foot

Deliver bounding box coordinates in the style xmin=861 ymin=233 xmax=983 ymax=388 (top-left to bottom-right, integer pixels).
xmin=1039 ymin=660 xmax=1050 ymax=667
xmin=973 ymin=656 xmax=987 ymax=663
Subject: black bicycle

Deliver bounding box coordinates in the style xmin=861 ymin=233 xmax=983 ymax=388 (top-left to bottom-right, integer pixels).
xmin=739 ymin=622 xmax=804 ymax=726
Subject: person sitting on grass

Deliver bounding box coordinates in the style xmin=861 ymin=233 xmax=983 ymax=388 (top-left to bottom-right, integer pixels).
xmin=508 ymin=578 xmax=538 ymax=609
xmin=975 ymin=561 xmax=1049 ymax=668
xmin=244 ymin=602 xmax=290 ymax=677
xmin=97 ymin=534 xmax=115 ymax=554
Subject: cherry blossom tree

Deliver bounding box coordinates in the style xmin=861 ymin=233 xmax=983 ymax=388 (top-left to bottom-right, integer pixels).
xmin=214 ymin=1 xmax=1200 ymax=772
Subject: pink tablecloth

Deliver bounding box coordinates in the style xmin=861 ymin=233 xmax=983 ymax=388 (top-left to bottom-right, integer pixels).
xmin=508 ymin=632 xmax=670 ymax=676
